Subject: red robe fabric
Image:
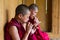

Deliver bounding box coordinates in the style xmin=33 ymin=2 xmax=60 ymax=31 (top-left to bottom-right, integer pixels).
xmin=28 ymin=17 xmax=50 ymax=40
xmin=4 ymin=18 xmax=50 ymax=40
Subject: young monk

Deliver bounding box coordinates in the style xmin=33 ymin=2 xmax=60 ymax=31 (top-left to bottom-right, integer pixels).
xmin=4 ymin=4 xmax=33 ymax=40
xmin=28 ymin=4 xmax=50 ymax=40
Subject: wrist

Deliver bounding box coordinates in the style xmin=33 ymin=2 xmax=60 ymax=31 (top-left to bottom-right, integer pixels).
xmin=26 ymin=30 xmax=30 ymax=34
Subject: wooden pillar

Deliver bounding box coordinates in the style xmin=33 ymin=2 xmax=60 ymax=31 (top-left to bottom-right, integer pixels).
xmin=59 ymin=0 xmax=60 ymax=34
xmin=0 ymin=0 xmax=6 ymax=40
xmin=52 ymin=0 xmax=59 ymax=34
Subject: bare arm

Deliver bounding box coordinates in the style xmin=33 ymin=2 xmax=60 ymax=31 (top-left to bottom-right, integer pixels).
xmin=9 ymin=26 xmax=20 ymax=40
xmin=22 ymin=31 xmax=30 ymax=40
xmin=9 ymin=22 xmax=33 ymax=40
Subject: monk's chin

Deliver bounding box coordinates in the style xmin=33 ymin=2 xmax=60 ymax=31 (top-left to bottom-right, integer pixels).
xmin=23 ymin=21 xmax=28 ymax=23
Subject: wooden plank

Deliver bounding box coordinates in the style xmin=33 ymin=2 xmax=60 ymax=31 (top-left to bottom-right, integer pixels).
xmin=59 ymin=0 xmax=60 ymax=33
xmin=7 ymin=0 xmax=18 ymax=22
xmin=0 ymin=0 xmax=6 ymax=40
xmin=52 ymin=0 xmax=59 ymax=34
xmin=25 ymin=0 xmax=34 ymax=6
xmin=36 ymin=0 xmax=47 ymax=31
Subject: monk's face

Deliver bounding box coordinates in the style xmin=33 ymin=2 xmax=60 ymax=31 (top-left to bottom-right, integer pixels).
xmin=30 ymin=8 xmax=38 ymax=18
xmin=18 ymin=10 xmax=30 ymax=23
xmin=22 ymin=13 xmax=30 ymax=23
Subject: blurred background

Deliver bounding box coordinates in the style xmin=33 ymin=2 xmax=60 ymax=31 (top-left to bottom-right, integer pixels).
xmin=0 ymin=0 xmax=60 ymax=40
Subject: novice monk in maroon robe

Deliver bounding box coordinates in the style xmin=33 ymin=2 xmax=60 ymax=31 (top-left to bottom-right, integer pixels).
xmin=28 ymin=17 xmax=50 ymax=40
xmin=28 ymin=4 xmax=50 ymax=40
xmin=4 ymin=4 xmax=34 ymax=40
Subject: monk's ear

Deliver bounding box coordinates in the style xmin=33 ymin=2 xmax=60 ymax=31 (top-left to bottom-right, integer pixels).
xmin=30 ymin=9 xmax=34 ymax=12
xmin=18 ymin=13 xmax=23 ymax=19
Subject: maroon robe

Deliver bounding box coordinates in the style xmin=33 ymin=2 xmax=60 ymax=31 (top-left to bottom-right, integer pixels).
xmin=4 ymin=18 xmax=50 ymax=40
xmin=28 ymin=17 xmax=50 ymax=40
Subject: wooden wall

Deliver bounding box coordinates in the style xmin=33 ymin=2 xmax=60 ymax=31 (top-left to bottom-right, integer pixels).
xmin=0 ymin=0 xmax=22 ymax=40
xmin=0 ymin=0 xmax=60 ymax=40
xmin=59 ymin=0 xmax=60 ymax=34
xmin=49 ymin=0 xmax=60 ymax=38
xmin=0 ymin=0 xmax=6 ymax=40
xmin=52 ymin=0 xmax=59 ymax=34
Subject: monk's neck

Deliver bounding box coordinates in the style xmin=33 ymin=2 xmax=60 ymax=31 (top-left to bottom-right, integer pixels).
xmin=15 ymin=16 xmax=26 ymax=30
xmin=30 ymin=16 xmax=35 ymax=19
xmin=15 ymin=16 xmax=24 ymax=24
